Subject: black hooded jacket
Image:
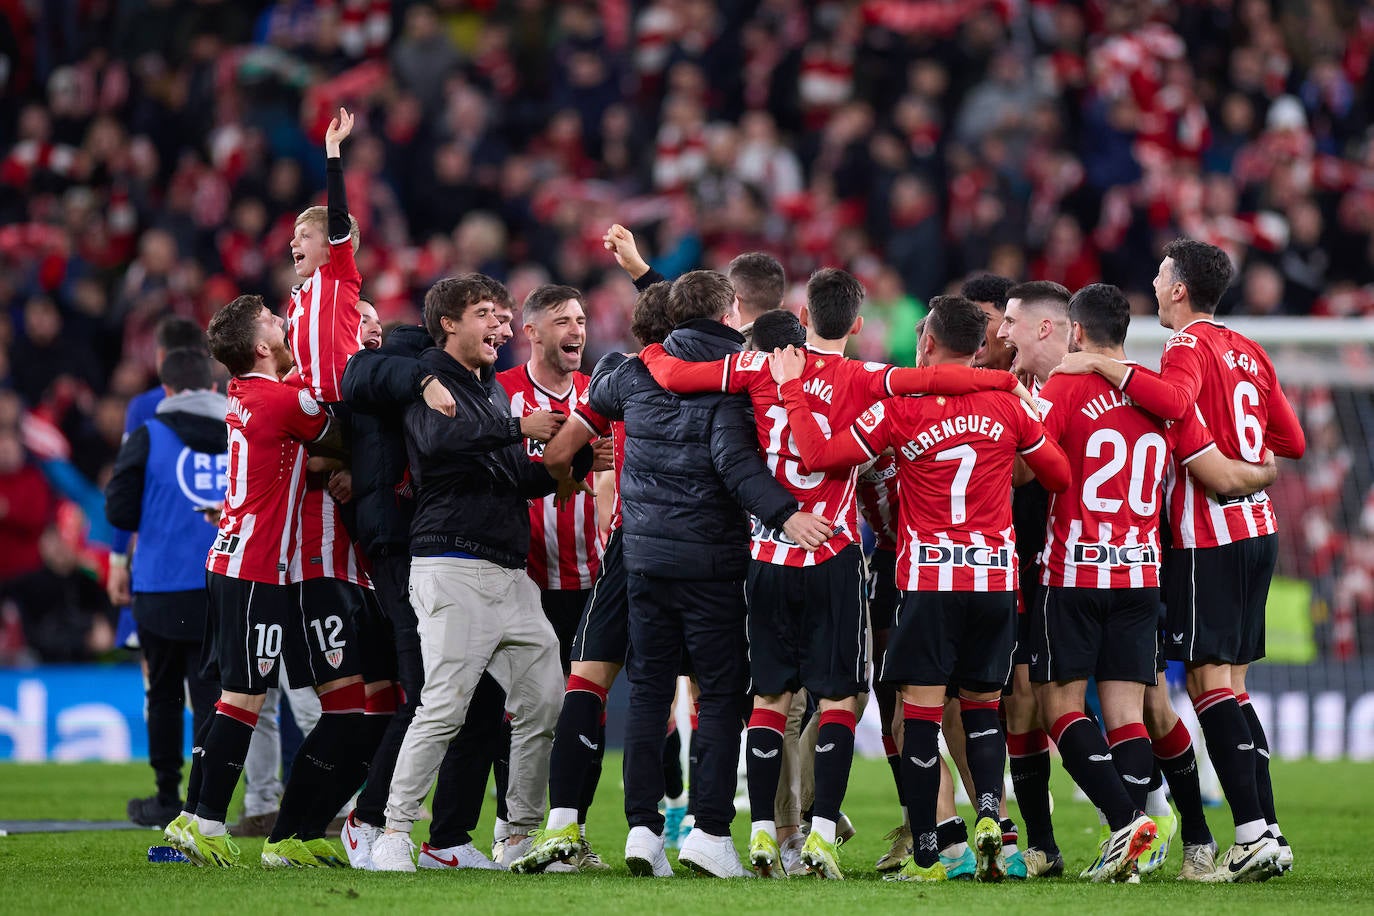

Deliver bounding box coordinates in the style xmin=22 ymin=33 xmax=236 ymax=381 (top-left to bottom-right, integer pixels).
xmin=588 ymin=318 xmax=797 ymax=581
xmin=339 ymin=324 xmax=433 ymax=555
xmin=404 ymin=346 xmax=593 ymax=568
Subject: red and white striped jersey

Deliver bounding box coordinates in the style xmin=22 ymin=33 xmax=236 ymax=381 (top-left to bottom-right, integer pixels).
xmin=283 ymin=238 xmax=369 ymax=584
xmin=857 ymin=453 xmax=899 ymax=551
xmin=642 ymin=343 xmax=1019 ymax=568
xmin=499 ymin=366 xmax=608 ymax=590
xmin=839 ymin=391 xmax=1053 ymax=592
xmin=294 ymin=482 xmax=370 ymax=586
xmin=207 ymin=374 xmax=327 ymax=585
xmin=285 ymin=237 xmax=362 ymax=402
xmin=1036 ymin=367 xmax=1216 ymax=589
xmin=1120 ymin=321 xmax=1305 ymax=548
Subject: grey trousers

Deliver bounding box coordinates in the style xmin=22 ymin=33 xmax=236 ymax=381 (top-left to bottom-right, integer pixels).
xmin=385 ymin=557 xmax=562 ymax=834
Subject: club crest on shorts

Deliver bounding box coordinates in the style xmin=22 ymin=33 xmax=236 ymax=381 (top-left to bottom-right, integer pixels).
xmin=257 ymin=657 xmax=276 ymax=676
xmin=325 ymin=648 xmax=345 ymax=669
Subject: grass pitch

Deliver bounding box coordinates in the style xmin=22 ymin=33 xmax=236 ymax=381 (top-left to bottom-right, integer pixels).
xmin=0 ymin=755 xmax=1368 ymax=915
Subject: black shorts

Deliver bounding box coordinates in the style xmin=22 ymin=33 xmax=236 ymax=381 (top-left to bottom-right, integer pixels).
xmin=571 ymin=528 xmax=629 ymax=666
xmin=542 ymin=586 xmax=591 ymax=674
xmin=745 ymin=546 xmax=868 ymax=700
xmin=353 ymin=586 xmax=397 ymax=683
xmin=203 ymin=572 xmax=297 ymax=694
xmin=882 ymin=590 xmax=1015 ymax=693
xmin=1012 ymin=575 xmax=1041 ymax=666
xmin=1163 ymin=534 xmax=1276 ymax=665
xmin=867 ymin=548 xmax=899 ymax=632
xmin=1028 ymin=586 xmax=1159 ymax=685
xmin=285 ymin=577 xmax=365 ymax=688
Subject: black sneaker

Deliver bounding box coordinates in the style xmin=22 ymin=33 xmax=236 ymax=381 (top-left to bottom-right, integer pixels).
xmin=127 ymin=795 xmax=183 ymax=828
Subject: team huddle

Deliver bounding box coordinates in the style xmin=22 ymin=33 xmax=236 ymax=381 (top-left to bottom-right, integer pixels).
xmin=136 ymin=110 xmax=1304 ymax=885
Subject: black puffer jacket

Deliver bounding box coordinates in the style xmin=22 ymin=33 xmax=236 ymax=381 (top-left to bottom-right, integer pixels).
xmin=588 ymin=319 xmax=797 ymax=581
xmin=340 ymin=324 xmax=432 ymax=555
xmin=405 ymin=347 xmax=593 ymax=568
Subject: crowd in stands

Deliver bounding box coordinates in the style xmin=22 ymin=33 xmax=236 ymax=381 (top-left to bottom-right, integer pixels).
xmin=1 ymin=0 xmax=1373 ymax=663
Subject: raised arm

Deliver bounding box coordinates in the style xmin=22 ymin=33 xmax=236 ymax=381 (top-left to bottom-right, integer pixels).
xmin=1186 ymin=448 xmax=1278 ymax=498
xmin=641 ymin=342 xmax=749 ymax=394
xmin=405 ymin=398 xmax=522 ymax=461
xmin=543 ymin=414 xmax=597 ymax=480
xmin=778 ymin=378 xmax=873 ymax=472
xmin=709 ymin=396 xmax=831 ymax=549
xmin=324 ymin=107 xmax=355 ymax=246
xmin=1264 ymin=379 xmax=1306 ymax=459
xmin=1019 ymin=433 xmax=1071 ymax=493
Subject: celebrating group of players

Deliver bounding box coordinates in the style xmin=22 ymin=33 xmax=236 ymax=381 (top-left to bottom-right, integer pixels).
xmin=154 ymin=109 xmax=1304 ymax=885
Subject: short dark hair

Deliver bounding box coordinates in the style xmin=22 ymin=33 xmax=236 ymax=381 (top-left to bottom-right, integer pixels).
xmin=207 ymin=295 xmax=267 ymax=376
xmin=1006 ymin=280 xmax=1071 ymax=314
xmin=1069 ymin=283 xmax=1131 ymax=348
xmin=521 ymin=284 xmax=582 ymax=324
xmin=156 ymin=316 xmax=207 ymax=354
xmin=805 ymin=268 xmax=865 ymax=339
xmin=1162 ymin=238 xmax=1233 ymax=313
xmin=727 ymin=252 xmax=785 ymax=315
xmin=924 ymin=295 xmax=988 ymax=356
xmin=424 ymin=274 xmax=505 ymax=345
xmin=159 ymin=348 xmax=214 ymax=392
xmin=751 ymin=309 xmax=806 ymax=352
xmin=668 ymin=270 xmax=734 ymax=325
xmin=631 ymin=282 xmax=674 ymax=347
xmin=960 ymin=273 xmax=1015 ymax=312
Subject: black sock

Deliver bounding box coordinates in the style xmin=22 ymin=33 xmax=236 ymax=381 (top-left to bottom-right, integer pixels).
xmin=579 ymin=714 xmax=606 ymax=822
xmin=959 ymin=702 xmax=1005 ymax=824
xmin=901 ymin=705 xmax=942 ymax=867
xmin=812 ymin=711 xmax=857 ymax=823
xmin=269 ymin=710 xmax=366 ymax=842
xmin=1192 ymin=689 xmax=1264 ymax=832
xmin=662 ymin=728 xmax=685 ymax=800
xmin=937 ymin=815 xmax=968 ymax=852
xmin=883 ymin=735 xmax=905 ymax=810
xmin=1148 ymin=758 xmax=1164 ymax=793
xmin=1153 ymin=719 xmax=1213 ymax=846
xmin=1007 ymin=729 xmax=1057 ymax=853
xmin=193 ymin=706 xmax=256 ymax=823
xmin=745 ymin=710 xmax=786 ymax=823
xmin=184 ymin=712 xmax=216 ymax=814
xmin=1107 ymin=724 xmax=1153 ymax=813
xmin=549 ymin=687 xmax=604 ymax=811
xmin=1239 ymin=694 xmax=1279 ymax=832
xmin=1049 ymin=712 xmax=1136 ymax=830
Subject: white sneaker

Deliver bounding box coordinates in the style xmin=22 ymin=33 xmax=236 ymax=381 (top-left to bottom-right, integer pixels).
xmin=369 ymin=831 xmax=416 ymax=873
xmin=418 ymin=842 xmax=503 ymax=870
xmin=1202 ymin=836 xmax=1280 ymax=883
xmin=1178 ymin=841 xmax=1217 ymax=881
xmin=678 ymin=828 xmax=748 ymax=878
xmin=341 ymin=811 xmax=381 ymax=870
xmin=780 ymin=831 xmax=807 ymax=876
xmin=625 ymin=826 xmax=674 ymax=877
xmin=1275 ymin=838 xmax=1293 ymax=874
xmin=1093 ymin=814 xmax=1156 ymax=883
xmin=491 ymin=818 xmax=510 ymax=862
xmin=494 ymin=834 xmax=534 ymax=869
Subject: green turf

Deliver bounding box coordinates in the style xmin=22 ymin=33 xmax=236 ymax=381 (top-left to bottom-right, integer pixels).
xmin=0 ymin=756 xmax=1367 ymax=914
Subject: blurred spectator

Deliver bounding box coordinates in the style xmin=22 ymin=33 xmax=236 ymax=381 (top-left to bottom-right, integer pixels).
xmin=2 ymin=0 xmax=1374 ymax=657
xmin=0 ymin=428 xmax=53 ymax=602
